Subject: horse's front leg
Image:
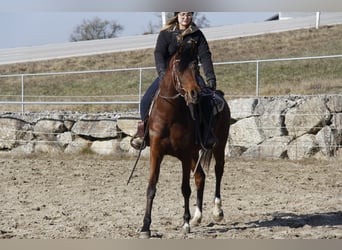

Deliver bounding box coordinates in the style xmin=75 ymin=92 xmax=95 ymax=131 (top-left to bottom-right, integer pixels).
xmin=140 ymin=154 xmax=162 ymax=239
xmin=181 ymin=159 xmax=192 ymax=234
xmin=190 ymin=157 xmax=205 ymax=227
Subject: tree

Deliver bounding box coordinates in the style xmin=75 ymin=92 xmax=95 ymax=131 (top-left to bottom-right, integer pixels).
xmin=70 ymin=17 xmax=123 ymax=42
xmin=193 ymin=12 xmax=210 ymax=28
xmin=143 ymin=21 xmax=160 ymax=35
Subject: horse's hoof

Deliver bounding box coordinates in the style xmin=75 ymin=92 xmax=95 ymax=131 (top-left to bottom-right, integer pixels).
xmin=190 ymin=217 xmax=202 ymax=227
xmin=213 ymin=210 xmax=224 ymax=222
xmin=213 ymin=198 xmax=224 ymax=222
xmin=190 ymin=207 xmax=202 ymax=227
xmin=139 ymin=230 xmax=151 ymax=239
xmin=182 ymin=223 xmax=191 ymax=234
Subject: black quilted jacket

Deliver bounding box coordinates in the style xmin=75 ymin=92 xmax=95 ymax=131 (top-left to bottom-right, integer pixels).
xmin=154 ymin=23 xmax=216 ymax=83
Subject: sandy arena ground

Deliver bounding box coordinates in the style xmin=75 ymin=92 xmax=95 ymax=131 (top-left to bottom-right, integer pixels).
xmin=0 ymin=153 xmax=341 ymax=239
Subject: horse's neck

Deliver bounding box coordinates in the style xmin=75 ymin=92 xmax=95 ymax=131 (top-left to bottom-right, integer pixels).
xmin=159 ymin=74 xmax=178 ymax=96
xmin=157 ymin=78 xmax=186 ymax=115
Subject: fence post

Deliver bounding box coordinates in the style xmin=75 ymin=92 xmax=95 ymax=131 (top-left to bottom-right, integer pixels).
xmin=138 ymin=68 xmax=142 ymax=114
xmin=256 ymin=60 xmax=259 ymax=97
xmin=21 ymin=74 xmax=24 ymax=113
xmin=316 ymin=12 xmax=320 ymax=29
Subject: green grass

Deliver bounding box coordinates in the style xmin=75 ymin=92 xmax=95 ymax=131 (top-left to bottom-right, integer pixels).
xmin=1 ymin=24 xmax=342 ymax=112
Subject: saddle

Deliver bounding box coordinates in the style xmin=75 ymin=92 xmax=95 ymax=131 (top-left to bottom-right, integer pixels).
xmin=131 ymin=90 xmax=225 ymax=151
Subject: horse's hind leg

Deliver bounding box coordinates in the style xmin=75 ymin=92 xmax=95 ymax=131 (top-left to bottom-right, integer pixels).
xmin=212 ymin=150 xmax=224 ymax=222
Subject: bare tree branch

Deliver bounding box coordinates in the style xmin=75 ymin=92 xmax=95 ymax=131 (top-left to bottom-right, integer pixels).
xmin=70 ymin=17 xmax=123 ymax=42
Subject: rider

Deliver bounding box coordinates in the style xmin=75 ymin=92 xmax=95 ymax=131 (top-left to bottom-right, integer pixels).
xmin=131 ymin=12 xmax=217 ymax=150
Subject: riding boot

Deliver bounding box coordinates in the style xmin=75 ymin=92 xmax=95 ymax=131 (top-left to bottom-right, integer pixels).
xmin=201 ymin=106 xmax=217 ymax=149
xmin=200 ymin=102 xmax=217 ymax=149
xmin=203 ymin=126 xmax=217 ymax=149
xmin=130 ymin=120 xmax=146 ymax=150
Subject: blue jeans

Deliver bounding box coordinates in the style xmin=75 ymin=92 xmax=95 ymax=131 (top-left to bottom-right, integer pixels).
xmin=140 ymin=77 xmax=160 ymax=120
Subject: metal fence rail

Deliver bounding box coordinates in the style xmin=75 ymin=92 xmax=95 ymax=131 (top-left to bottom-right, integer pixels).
xmin=1 ymin=54 xmax=342 ymax=112
xmin=0 ymin=66 xmax=155 ymax=112
xmin=214 ymin=54 xmax=342 ymax=97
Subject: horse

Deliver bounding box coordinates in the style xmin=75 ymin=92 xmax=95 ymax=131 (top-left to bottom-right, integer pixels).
xmin=139 ymin=39 xmax=230 ymax=238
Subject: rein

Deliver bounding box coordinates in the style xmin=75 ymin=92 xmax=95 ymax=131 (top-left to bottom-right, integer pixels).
xmin=158 ymin=92 xmax=182 ymax=100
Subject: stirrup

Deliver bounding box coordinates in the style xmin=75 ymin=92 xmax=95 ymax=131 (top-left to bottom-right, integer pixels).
xmin=130 ymin=135 xmax=146 ymax=150
xmin=130 ymin=121 xmax=146 ymax=150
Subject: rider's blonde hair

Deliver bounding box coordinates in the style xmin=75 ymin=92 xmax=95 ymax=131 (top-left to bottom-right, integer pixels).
xmin=160 ymin=15 xmax=195 ymax=42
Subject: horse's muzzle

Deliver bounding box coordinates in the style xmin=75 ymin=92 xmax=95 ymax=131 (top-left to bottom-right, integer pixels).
xmin=185 ymin=89 xmax=199 ymax=105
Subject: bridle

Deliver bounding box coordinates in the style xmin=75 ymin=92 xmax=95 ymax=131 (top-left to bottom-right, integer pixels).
xmin=158 ymin=59 xmax=183 ymax=100
xmin=158 ymin=58 xmax=197 ymax=101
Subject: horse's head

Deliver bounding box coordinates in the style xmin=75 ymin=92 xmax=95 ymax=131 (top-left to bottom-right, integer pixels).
xmin=171 ymin=38 xmax=201 ymax=105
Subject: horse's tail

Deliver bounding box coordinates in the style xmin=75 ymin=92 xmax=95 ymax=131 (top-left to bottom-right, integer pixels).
xmin=200 ymin=149 xmax=213 ymax=173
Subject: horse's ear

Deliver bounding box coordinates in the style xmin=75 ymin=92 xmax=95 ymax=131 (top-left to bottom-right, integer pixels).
xmin=178 ymin=38 xmax=195 ymax=53
xmin=189 ymin=38 xmax=197 ymax=45
xmin=185 ymin=38 xmax=197 ymax=47
xmin=178 ymin=40 xmax=187 ymax=52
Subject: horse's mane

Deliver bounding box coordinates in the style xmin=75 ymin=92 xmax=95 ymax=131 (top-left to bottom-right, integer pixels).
xmin=172 ymin=39 xmax=198 ymax=74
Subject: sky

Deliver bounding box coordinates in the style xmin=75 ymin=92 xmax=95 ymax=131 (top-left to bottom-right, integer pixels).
xmin=0 ymin=12 xmax=274 ymax=49
xmin=1 ymin=0 xmax=340 ymax=50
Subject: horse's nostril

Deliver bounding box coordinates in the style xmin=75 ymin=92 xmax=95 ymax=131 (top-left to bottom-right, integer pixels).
xmin=185 ymin=90 xmax=199 ymax=105
xmin=191 ymin=90 xmax=197 ymax=99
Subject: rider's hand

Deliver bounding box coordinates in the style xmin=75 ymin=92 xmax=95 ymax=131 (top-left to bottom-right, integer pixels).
xmin=207 ymin=79 xmax=216 ymax=90
xmin=159 ymin=71 xmax=165 ymax=80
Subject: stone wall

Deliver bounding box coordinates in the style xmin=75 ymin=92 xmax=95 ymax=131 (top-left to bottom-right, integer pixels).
xmin=0 ymin=94 xmax=341 ymax=160
xmin=227 ymin=94 xmax=342 ymax=160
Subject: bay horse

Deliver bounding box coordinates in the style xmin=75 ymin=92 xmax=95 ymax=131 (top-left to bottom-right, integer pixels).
xmin=140 ymin=39 xmax=230 ymax=238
